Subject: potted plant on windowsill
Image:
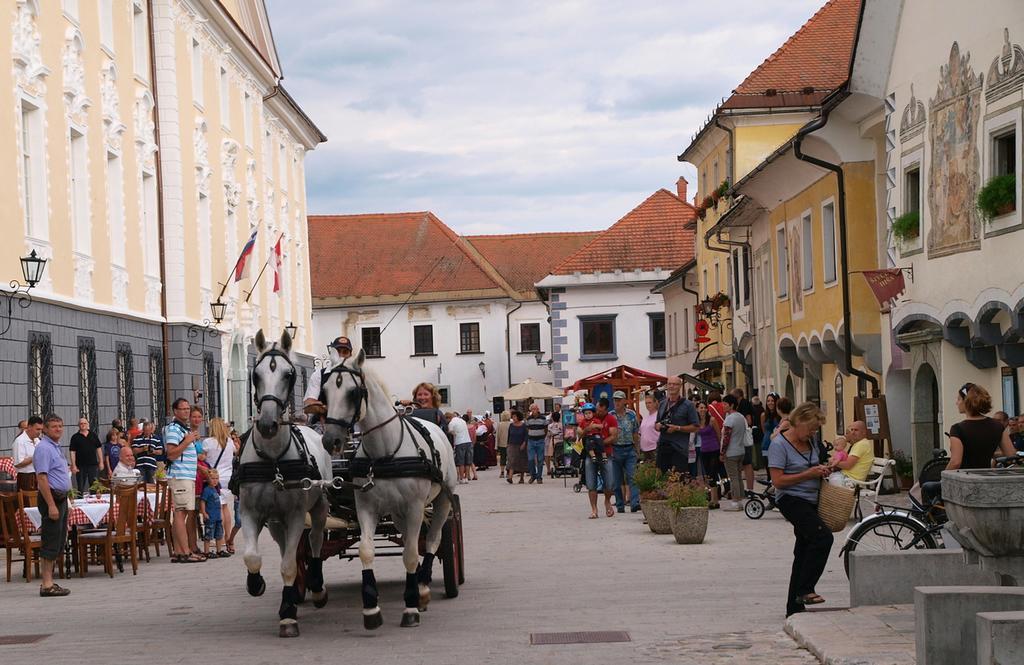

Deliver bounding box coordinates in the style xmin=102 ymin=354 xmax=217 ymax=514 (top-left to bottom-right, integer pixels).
xmin=892 ymin=211 xmax=919 ymax=241
xmin=636 ymin=463 xmax=671 ymax=534
xmin=667 ymin=475 xmax=709 ymax=544
xmin=977 ymin=173 xmax=1016 ymax=221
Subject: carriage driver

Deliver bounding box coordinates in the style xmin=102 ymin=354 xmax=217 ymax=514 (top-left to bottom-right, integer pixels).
xmin=303 ymin=336 xmax=353 ymax=417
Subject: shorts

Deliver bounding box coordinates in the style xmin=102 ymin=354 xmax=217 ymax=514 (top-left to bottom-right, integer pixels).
xmin=169 ymin=478 xmax=196 ymax=511
xmin=584 ymin=455 xmax=612 ymax=492
xmin=204 ymin=520 xmax=224 ymax=541
xmin=742 ymin=446 xmax=753 ymax=466
xmin=233 ymin=496 xmax=241 ymax=528
xmin=39 ymin=492 xmax=69 ymax=560
xmin=454 ymin=442 xmax=474 ymax=466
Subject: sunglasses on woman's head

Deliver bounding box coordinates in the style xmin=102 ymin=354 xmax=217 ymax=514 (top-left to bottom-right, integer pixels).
xmin=959 ymin=383 xmax=975 ymax=398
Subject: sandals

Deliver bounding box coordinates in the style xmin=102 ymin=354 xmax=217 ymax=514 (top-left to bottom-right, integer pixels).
xmin=173 ymin=553 xmax=205 ymax=563
xmin=39 ymin=583 xmax=71 ymax=597
xmin=796 ymin=593 xmax=825 ymax=606
xmin=217 ymin=550 xmax=232 ymax=558
xmin=225 ymin=544 xmax=235 ymax=554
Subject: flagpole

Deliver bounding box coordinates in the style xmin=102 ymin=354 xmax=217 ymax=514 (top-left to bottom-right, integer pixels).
xmin=244 ymin=232 xmax=284 ymax=303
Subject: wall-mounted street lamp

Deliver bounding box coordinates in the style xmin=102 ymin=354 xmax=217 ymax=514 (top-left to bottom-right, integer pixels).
xmin=210 ymin=298 xmax=227 ymax=325
xmin=187 ymin=319 xmax=220 ymax=357
xmin=1 ymin=250 xmax=48 ymax=337
xmin=698 ymin=291 xmax=730 ymax=327
xmin=478 ymin=361 xmax=486 ymax=378
xmin=534 ymin=352 xmax=553 ymax=369
xmin=285 ymin=321 xmax=298 ymax=340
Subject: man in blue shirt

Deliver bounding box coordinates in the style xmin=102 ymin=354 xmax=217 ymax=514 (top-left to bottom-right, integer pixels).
xmin=34 ymin=413 xmax=72 ymax=596
xmin=611 ymin=390 xmax=641 ymax=513
xmin=164 ymin=398 xmax=204 ymax=563
xmin=655 ymin=376 xmax=700 ymax=474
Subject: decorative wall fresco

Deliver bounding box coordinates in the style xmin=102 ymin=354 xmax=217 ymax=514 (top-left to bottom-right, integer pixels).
xmin=927 ymin=42 xmax=982 ymax=258
xmin=788 ymin=219 xmax=803 ymax=317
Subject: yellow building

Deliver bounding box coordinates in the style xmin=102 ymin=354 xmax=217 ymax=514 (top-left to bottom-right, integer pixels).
xmin=675 ymin=0 xmax=862 ymax=400
xmin=0 ymin=0 xmax=323 ymax=446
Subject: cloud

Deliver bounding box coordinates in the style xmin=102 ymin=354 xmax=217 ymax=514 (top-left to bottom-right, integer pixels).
xmin=266 ymin=0 xmax=824 ymax=233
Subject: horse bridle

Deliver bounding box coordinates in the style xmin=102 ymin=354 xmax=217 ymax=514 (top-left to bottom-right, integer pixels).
xmin=319 ymin=361 xmax=401 ymax=441
xmin=253 ymin=347 xmax=297 ymax=414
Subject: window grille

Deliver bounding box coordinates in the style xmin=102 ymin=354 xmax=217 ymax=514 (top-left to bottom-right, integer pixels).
xmin=116 ymin=343 xmax=135 ymax=423
xmin=28 ymin=331 xmax=53 ymax=416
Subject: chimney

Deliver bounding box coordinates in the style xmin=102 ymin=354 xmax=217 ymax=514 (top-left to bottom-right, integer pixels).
xmin=676 ymin=176 xmax=688 ymax=202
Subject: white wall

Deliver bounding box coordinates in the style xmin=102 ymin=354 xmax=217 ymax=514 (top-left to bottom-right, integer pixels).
xmin=312 ymin=298 xmax=555 ymax=415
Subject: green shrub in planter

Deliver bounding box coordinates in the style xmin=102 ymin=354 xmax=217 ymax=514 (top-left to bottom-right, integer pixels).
xmin=892 ymin=211 xmax=919 ymax=240
xmin=635 ymin=463 xmax=666 ymax=494
xmin=666 ymin=479 xmax=709 ymax=510
xmin=977 ymin=174 xmax=1016 ymax=221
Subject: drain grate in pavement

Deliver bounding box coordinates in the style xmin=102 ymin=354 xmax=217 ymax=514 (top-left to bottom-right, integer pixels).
xmin=531 ymin=631 xmax=631 ymax=645
xmin=0 ymin=634 xmax=50 ymax=646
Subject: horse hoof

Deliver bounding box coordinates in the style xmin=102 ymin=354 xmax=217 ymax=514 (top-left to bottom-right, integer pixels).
xmin=279 ymin=620 xmax=300 ymax=638
xmin=419 ymin=585 xmax=431 ymax=611
xmin=247 ymin=573 xmax=266 ymax=597
xmin=400 ymin=611 xmax=420 ymax=628
xmin=312 ymin=589 xmax=328 ymax=609
xmin=363 ymin=609 xmax=383 ymax=630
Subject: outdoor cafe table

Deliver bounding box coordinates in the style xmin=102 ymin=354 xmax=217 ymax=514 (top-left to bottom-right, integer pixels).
xmin=0 ymin=456 xmax=15 ymax=478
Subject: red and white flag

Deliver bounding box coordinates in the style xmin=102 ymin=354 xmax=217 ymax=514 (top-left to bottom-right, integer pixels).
xmin=232 ymin=229 xmax=259 ymax=282
xmin=270 ymin=234 xmax=284 ymax=293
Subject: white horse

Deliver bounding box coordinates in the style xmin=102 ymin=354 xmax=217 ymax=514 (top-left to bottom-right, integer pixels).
xmin=237 ymin=329 xmax=333 ymax=637
xmin=320 ymin=348 xmax=458 ymax=629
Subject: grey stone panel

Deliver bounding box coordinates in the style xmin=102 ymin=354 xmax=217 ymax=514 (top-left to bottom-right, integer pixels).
xmin=551 ymin=319 xmax=567 ymax=329
xmin=555 ymin=370 xmax=570 ymax=379
xmin=551 ymin=302 xmax=567 ymax=310
xmin=553 ymin=336 xmax=568 ymax=345
xmin=553 ymin=353 xmax=569 ymax=362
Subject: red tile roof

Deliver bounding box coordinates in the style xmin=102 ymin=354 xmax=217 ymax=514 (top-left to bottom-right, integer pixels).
xmin=549 ymin=189 xmax=697 ymax=275
xmin=465 ymin=232 xmax=600 ymax=295
xmin=308 ymin=212 xmax=512 ymax=301
xmin=723 ymin=0 xmax=861 ymax=109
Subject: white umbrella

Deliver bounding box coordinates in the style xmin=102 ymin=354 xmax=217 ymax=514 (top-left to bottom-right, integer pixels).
xmin=499 ymin=378 xmax=564 ymax=401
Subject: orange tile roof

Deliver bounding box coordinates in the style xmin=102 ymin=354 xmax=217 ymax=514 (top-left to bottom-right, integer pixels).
xmin=723 ymin=0 xmax=861 ymax=109
xmin=550 ymin=189 xmax=697 ymax=275
xmin=308 ymin=212 xmax=509 ymax=300
xmin=465 ymin=232 xmax=600 ymax=294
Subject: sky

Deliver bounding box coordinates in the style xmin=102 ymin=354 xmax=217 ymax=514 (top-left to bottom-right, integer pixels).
xmin=265 ymin=0 xmax=825 ymax=235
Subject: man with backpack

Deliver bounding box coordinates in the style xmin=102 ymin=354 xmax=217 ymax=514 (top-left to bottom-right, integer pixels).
xmin=164 ymin=398 xmax=205 ymax=563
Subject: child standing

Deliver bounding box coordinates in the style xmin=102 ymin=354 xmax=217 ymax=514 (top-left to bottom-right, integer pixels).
xmin=200 ymin=470 xmax=227 ymax=557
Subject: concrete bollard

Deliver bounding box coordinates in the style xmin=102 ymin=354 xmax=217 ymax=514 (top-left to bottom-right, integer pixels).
xmin=976 ymin=610 xmax=1024 ymax=665
xmin=915 ymin=586 xmax=1024 ymax=665
xmin=849 ymin=550 xmax=1000 ymax=607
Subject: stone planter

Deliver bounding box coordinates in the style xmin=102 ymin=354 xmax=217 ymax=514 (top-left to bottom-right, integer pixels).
xmin=641 ymin=499 xmax=672 ymax=534
xmin=942 ymin=468 xmax=1024 ymax=556
xmin=670 ymin=506 xmax=709 ymax=544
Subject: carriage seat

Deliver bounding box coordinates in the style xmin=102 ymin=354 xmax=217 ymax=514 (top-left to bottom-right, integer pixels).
xmin=303 ymin=513 xmax=354 ymax=531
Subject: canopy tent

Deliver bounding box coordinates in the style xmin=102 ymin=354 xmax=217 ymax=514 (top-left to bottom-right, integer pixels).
xmin=499 ymin=378 xmax=565 ymax=401
xmin=570 ymin=364 xmax=667 ymax=414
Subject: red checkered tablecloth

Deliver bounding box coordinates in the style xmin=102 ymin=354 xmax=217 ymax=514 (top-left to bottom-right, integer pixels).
xmin=19 ymin=493 xmax=160 ymax=532
xmin=0 ymin=456 xmax=15 ymax=477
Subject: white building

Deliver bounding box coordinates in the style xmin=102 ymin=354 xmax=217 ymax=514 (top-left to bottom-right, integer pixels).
xmin=308 ymin=212 xmax=595 ymax=414
xmin=536 ymin=186 xmax=697 ymax=390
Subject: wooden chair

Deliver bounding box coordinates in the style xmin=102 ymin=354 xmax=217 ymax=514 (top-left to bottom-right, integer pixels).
xmin=77 ymin=483 xmax=139 ymax=578
xmin=146 ymin=479 xmax=170 ymax=558
xmin=8 ymin=491 xmax=44 ymax=582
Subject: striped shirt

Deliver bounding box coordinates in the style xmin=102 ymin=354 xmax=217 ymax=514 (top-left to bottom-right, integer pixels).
xmin=131 ymin=435 xmax=163 ymax=472
xmin=164 ymin=421 xmax=199 ymax=481
xmin=525 ymin=416 xmax=548 ymax=439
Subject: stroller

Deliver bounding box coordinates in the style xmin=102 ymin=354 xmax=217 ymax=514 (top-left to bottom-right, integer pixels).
xmin=743 ymin=476 xmax=778 ymax=519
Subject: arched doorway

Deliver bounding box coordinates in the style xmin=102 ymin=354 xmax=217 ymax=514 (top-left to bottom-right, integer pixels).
xmin=784 ymin=374 xmax=795 ymax=403
xmin=227 ymin=337 xmax=248 ymax=429
xmin=912 ymin=363 xmax=940 ymax=473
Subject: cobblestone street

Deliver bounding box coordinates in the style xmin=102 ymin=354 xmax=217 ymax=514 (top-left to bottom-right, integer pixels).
xmin=0 ymin=471 xmax=850 ymax=664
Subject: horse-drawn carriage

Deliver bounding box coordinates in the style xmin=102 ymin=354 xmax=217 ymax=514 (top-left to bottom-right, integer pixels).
xmin=293 ymin=447 xmax=466 ymax=601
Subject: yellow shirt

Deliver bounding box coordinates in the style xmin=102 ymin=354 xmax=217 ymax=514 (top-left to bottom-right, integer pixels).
xmin=842 ymin=438 xmax=874 ymax=481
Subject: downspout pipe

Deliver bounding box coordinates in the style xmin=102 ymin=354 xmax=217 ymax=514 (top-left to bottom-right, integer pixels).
xmin=793 ymin=89 xmax=880 ymax=397
xmin=506 ymin=300 xmax=523 ymax=390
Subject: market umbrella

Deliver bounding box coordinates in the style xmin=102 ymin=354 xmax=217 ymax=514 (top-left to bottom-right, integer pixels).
xmin=499 ymin=378 xmax=564 ymax=401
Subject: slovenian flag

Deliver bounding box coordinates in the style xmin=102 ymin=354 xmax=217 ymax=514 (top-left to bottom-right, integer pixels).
xmin=232 ymin=229 xmax=258 ymax=282
xmin=271 ymin=234 xmax=284 ymax=293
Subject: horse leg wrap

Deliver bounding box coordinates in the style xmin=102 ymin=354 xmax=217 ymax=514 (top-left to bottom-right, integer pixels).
xmin=306 ymin=558 xmax=324 ymax=593
xmin=403 ymin=572 xmax=419 ymax=609
xmin=417 ymin=553 xmax=435 ymax=586
xmin=361 ymin=569 xmax=378 ymax=610
xmin=279 ymin=584 xmax=300 ymax=621
xmin=247 ymin=572 xmax=266 ymax=597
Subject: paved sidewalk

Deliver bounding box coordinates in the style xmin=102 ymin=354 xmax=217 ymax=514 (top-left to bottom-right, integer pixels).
xmin=0 ymin=470 xmax=852 ymax=664
xmin=786 ymin=604 xmax=916 ymax=665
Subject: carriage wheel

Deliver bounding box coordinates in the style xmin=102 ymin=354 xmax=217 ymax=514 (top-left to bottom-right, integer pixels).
xmin=440 ymin=518 xmax=460 ymax=599
xmin=451 ymin=495 xmax=465 ymax=585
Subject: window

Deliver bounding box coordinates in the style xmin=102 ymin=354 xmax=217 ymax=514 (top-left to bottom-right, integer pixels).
xmin=219 ymin=67 xmax=229 ymax=127
xmin=459 ymin=322 xmax=481 ymax=353
xmin=78 ymin=337 xmax=98 ymax=427
xmin=116 ymin=343 xmax=134 ymax=424
xmin=20 ymin=100 xmax=46 ymax=239
xmin=726 ymin=256 xmax=732 ymax=300
xmin=822 ymin=202 xmax=837 ymax=284
xmin=203 ymin=352 xmax=220 ymax=418
xmin=835 ymin=373 xmax=845 ymax=434
xmin=132 ymin=2 xmax=148 ymax=78
xmin=649 ymin=313 xmax=666 ymax=357
xmin=682 ymin=307 xmax=690 ymax=352
xmin=141 ymin=171 xmax=158 ymax=275
xmin=437 ymin=386 xmax=450 ymax=406
xmin=243 ymin=92 xmax=252 ymax=147
xmin=70 ymin=128 xmax=89 ymax=253
xmin=579 ymin=315 xmax=616 ymax=359
xmin=99 ymin=0 xmax=113 ymax=50
xmin=198 ymin=193 xmax=210 ymax=288
xmin=801 ymin=212 xmax=813 ymax=291
xmin=413 ymin=325 xmax=434 ymax=355
xmin=28 ymin=332 xmax=53 ymax=416
xmin=191 ymin=38 xmax=203 ymax=105
xmin=520 ymin=323 xmax=541 ymax=353
xmin=904 ymin=168 xmax=921 ymax=216
xmin=742 ymin=247 xmax=750 ymax=305
xmin=732 ymin=251 xmax=741 ymax=303
xmin=361 ymin=327 xmax=382 ymax=358
xmin=714 ymin=262 xmax=720 ymax=294
xmin=777 ymin=226 xmax=788 ymax=298
xmin=994 ymin=129 xmax=1017 ymax=178
xmin=1002 ymin=367 xmax=1018 ymax=416
xmin=107 ymin=151 xmax=125 ymax=266
xmin=702 ymin=268 xmax=708 ymax=297
xmin=713 ymin=160 xmax=719 ymax=188
xmin=148 ymin=346 xmax=165 ymax=422
xmin=279 ymin=144 xmax=288 ymax=191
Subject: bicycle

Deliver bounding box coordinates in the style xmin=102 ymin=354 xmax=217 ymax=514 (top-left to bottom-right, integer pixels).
xmin=841 ymin=450 xmax=1024 ymax=577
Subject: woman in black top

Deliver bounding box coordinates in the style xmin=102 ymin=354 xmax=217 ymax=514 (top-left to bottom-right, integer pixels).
xmin=948 ymin=383 xmax=1015 ymax=470
xmin=408 ymin=382 xmax=448 ymax=434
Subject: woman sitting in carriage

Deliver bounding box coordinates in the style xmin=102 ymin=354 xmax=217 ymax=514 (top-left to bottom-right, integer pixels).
xmin=403 ymin=382 xmax=449 ymax=434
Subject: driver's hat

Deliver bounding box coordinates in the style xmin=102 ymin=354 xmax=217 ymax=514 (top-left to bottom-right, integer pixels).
xmin=329 ymin=336 xmax=352 ymax=351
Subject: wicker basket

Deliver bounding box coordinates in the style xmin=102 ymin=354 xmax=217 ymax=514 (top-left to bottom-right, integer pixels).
xmin=817 ymin=482 xmax=856 ymax=532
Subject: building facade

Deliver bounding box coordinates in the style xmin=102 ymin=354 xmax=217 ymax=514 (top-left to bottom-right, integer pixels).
xmin=0 ymin=0 xmax=323 ymax=451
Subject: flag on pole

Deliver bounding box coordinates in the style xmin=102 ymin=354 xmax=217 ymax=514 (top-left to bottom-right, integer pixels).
xmin=232 ymin=229 xmax=259 ymax=282
xmin=271 ymin=233 xmax=284 ymax=293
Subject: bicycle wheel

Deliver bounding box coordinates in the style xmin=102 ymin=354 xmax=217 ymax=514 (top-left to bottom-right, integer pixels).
xmin=843 ymin=513 xmax=939 ymax=577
